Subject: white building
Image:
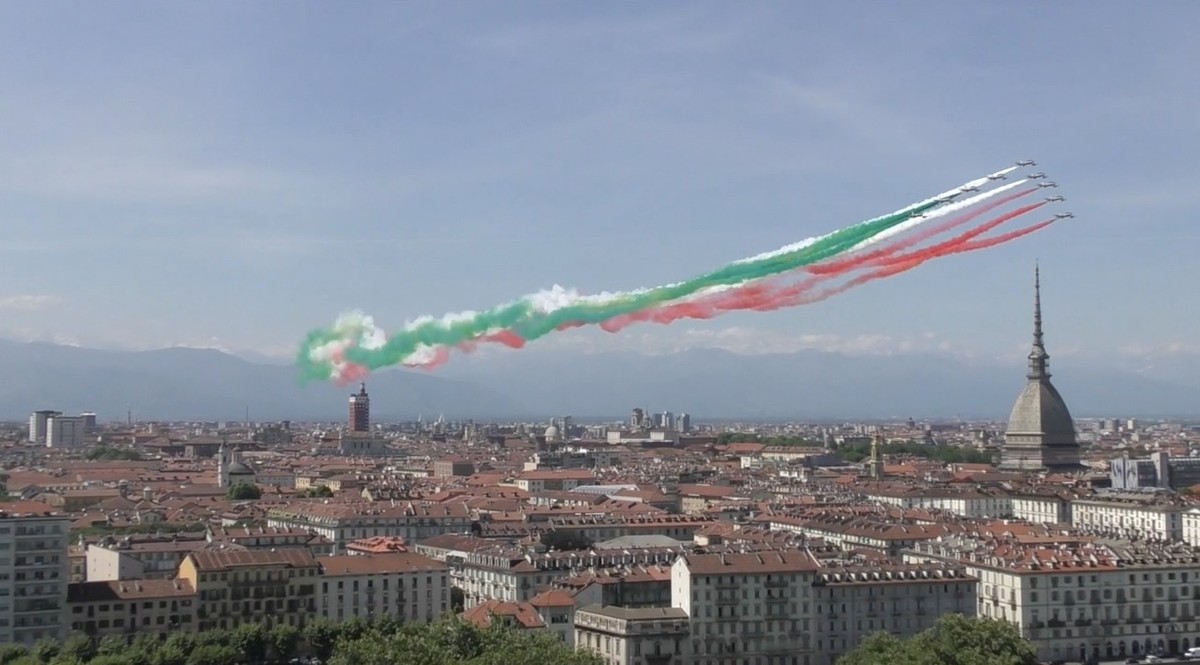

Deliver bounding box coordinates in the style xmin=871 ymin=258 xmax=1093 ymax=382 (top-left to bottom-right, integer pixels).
xmin=28 ymin=411 xmax=59 ymax=445
xmin=1183 ymin=508 xmax=1200 ymax=547
xmin=908 ymin=533 xmax=1200 ymax=662
xmin=1071 ymin=492 xmax=1189 ymax=541
xmin=0 ymin=503 xmax=71 ymax=646
xmin=671 ymin=551 xmax=817 ymax=665
xmin=1011 ymin=490 xmax=1073 ymax=525
xmin=575 ymin=605 xmax=690 ymax=665
xmin=317 ymin=552 xmax=449 ymax=624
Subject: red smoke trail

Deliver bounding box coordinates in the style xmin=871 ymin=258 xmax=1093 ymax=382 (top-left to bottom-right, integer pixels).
xmin=808 ymin=187 xmax=1037 ymax=276
xmin=755 ymin=217 xmax=1060 ymax=311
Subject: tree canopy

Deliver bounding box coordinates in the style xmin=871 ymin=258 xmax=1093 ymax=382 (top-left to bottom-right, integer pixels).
xmin=226 ymin=483 xmax=262 ymax=500
xmin=30 ymin=615 xmax=598 ymax=665
xmin=837 ymin=614 xmax=1039 ymax=665
xmin=835 ymin=439 xmax=995 ymax=465
xmin=85 ymin=446 xmax=143 ymax=461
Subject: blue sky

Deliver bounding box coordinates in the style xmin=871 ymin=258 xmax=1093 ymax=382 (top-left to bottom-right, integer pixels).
xmin=1 ymin=2 xmax=1197 ymax=369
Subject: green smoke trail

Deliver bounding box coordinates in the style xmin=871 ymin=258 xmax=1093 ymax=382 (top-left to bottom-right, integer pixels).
xmin=297 ymin=195 xmax=945 ymax=381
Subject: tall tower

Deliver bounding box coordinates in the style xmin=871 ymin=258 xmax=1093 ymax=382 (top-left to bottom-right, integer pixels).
xmin=349 ymin=383 xmax=370 ymax=432
xmin=999 ymin=266 xmax=1082 ymax=471
xmin=867 ymin=432 xmax=885 ymax=480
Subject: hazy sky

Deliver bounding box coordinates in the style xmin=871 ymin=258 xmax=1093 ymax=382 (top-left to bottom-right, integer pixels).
xmin=2 ymin=2 xmax=1197 ymax=368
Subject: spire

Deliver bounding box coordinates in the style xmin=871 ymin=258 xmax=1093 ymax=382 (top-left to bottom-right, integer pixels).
xmin=1027 ymin=263 xmax=1050 ymax=380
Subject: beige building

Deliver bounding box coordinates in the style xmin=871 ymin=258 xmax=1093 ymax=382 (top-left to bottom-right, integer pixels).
xmin=317 ymin=552 xmax=449 ymax=624
xmin=176 ymin=549 xmax=320 ymax=631
xmin=86 ymin=536 xmax=206 ymax=581
xmin=67 ymin=579 xmax=196 ymax=640
xmin=0 ymin=503 xmax=71 ymax=646
xmin=575 ymin=605 xmax=690 ymax=665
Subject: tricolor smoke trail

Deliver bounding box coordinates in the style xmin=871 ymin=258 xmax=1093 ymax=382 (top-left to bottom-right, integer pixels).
xmin=298 ymin=164 xmax=1068 ymax=382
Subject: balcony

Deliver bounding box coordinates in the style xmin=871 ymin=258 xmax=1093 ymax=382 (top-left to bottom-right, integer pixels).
xmin=1027 ymin=621 xmax=1045 ymax=629
xmin=1047 ymin=619 xmax=1066 ymax=628
xmin=764 ymin=580 xmax=788 ymax=588
xmin=1074 ymin=619 xmax=1092 ymax=627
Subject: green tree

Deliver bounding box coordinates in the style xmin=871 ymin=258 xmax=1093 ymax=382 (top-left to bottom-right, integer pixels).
xmin=95 ymin=636 xmax=127 ymax=658
xmin=227 ymin=483 xmax=262 ymax=500
xmin=89 ymin=657 xmax=135 ymax=665
xmin=269 ymin=623 xmax=301 ymax=662
xmin=0 ymin=646 xmax=29 ymax=665
xmin=183 ymin=645 xmax=238 ymax=665
xmin=232 ymin=623 xmax=268 ymax=663
xmin=57 ymin=634 xmax=96 ymax=664
xmin=450 ymin=586 xmax=465 ymax=613
xmin=837 ymin=615 xmax=1038 ymax=665
xmin=303 ymin=619 xmax=341 ymax=662
xmin=30 ymin=639 xmax=59 ymax=664
xmin=303 ymin=485 xmax=334 ymax=498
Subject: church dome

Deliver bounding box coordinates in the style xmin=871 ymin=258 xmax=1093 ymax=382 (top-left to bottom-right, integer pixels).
xmin=1006 ymin=380 xmax=1076 ymax=438
xmin=226 ymin=461 xmax=255 ymax=477
xmin=543 ymin=425 xmax=560 ymax=441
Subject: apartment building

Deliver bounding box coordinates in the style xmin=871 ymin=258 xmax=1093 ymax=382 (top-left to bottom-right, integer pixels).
xmin=549 ymin=515 xmax=716 ymax=544
xmin=67 ymin=579 xmax=196 ymax=640
xmin=812 ymin=563 xmax=976 ymax=663
xmin=1071 ymin=491 xmax=1189 ymax=541
xmin=266 ymin=501 xmax=471 ymax=552
xmin=861 ymin=486 xmax=1012 ymax=519
xmin=176 ymin=549 xmax=320 ymax=631
xmin=575 ymin=605 xmax=690 ymax=665
xmin=457 ymin=545 xmax=683 ymax=608
xmin=1010 ymin=489 xmax=1073 ymax=525
xmin=766 ymin=514 xmax=948 ymax=556
xmin=86 ymin=535 xmax=208 ymax=581
xmin=514 ymin=469 xmax=597 ymax=493
xmin=0 ymin=503 xmax=71 ymax=646
xmin=672 ymin=550 xmax=817 ymax=665
xmin=317 ymin=552 xmax=449 ymax=623
xmin=908 ymin=534 xmax=1200 ymax=662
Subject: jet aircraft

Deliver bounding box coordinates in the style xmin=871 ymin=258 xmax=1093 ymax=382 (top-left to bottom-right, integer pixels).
xmin=1015 ymin=160 xmax=1036 ymax=166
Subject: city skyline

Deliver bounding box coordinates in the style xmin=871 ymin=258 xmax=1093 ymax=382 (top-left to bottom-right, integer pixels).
xmin=2 ymin=4 xmax=1198 ymax=369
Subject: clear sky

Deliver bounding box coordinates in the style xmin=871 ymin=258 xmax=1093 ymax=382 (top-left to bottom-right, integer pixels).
xmin=1 ymin=2 xmax=1197 ymax=370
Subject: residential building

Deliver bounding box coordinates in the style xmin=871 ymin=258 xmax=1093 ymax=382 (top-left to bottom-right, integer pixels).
xmin=0 ymin=503 xmax=70 ymax=646
xmin=176 ymin=549 xmax=320 ymax=631
xmin=266 ymin=501 xmax=472 ymax=553
xmin=575 ymin=605 xmax=690 ymax=665
xmin=1070 ymin=491 xmax=1189 ymax=541
xmin=908 ymin=533 xmax=1200 ymax=662
xmin=67 ymin=579 xmax=196 ymax=640
xmin=86 ymin=535 xmax=208 ymax=581
xmin=1112 ymin=452 xmax=1200 ymax=491
xmin=317 ymin=552 xmax=449 ymax=624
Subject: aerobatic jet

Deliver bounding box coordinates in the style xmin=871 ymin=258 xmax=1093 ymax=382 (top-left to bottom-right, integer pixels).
xmin=960 ymin=185 xmax=980 ymax=192
xmin=1016 ymin=160 xmax=1036 ymax=166
xmin=1037 ymin=181 xmax=1058 ymax=188
xmin=1054 ymin=212 xmax=1074 ymax=219
xmin=1045 ymin=196 xmax=1065 ymax=202
xmin=1027 ymin=172 xmax=1046 ymax=179
xmin=987 ymin=173 xmax=1007 ymax=180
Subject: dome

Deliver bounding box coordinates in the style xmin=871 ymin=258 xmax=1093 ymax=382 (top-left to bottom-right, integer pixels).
xmin=226 ymin=461 xmax=255 ymax=477
xmin=1006 ymin=380 xmax=1076 ymax=440
xmin=543 ymin=425 xmax=560 ymax=440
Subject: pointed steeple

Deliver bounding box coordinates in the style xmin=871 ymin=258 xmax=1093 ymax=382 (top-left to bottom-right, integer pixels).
xmin=1027 ymin=263 xmax=1050 ymax=380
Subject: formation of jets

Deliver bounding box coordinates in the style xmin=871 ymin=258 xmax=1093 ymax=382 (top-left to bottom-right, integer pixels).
xmin=1045 ymin=196 xmax=1065 ymax=202
xmin=1055 ymin=212 xmax=1075 ymax=219
xmin=1016 ymin=160 xmax=1036 ymax=166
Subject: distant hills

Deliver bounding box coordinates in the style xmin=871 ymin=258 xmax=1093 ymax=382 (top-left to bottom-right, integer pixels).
xmin=0 ymin=339 xmax=1195 ymax=422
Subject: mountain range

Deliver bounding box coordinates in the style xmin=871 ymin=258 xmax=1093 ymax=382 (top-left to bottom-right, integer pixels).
xmin=0 ymin=339 xmax=1195 ymax=422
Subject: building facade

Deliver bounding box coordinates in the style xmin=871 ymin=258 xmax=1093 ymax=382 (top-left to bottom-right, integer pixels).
xmin=176 ymin=549 xmax=320 ymax=631
xmin=575 ymin=605 xmax=690 ymax=665
xmin=317 ymin=552 xmax=449 ymax=624
xmin=0 ymin=504 xmax=71 ymax=646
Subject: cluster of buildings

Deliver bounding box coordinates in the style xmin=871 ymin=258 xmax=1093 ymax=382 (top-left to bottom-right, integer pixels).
xmin=1 ymin=268 xmax=1198 ymax=664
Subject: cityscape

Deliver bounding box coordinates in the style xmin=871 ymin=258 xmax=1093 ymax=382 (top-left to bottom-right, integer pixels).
xmin=2 ymin=3 xmax=1198 ymax=665
xmin=1 ymin=269 xmax=1197 ymax=665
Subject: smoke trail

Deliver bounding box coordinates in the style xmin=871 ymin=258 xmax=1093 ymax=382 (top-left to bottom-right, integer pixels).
xmin=298 ymin=166 xmax=1050 ymax=381
xmin=601 ymin=202 xmax=1048 ymax=332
